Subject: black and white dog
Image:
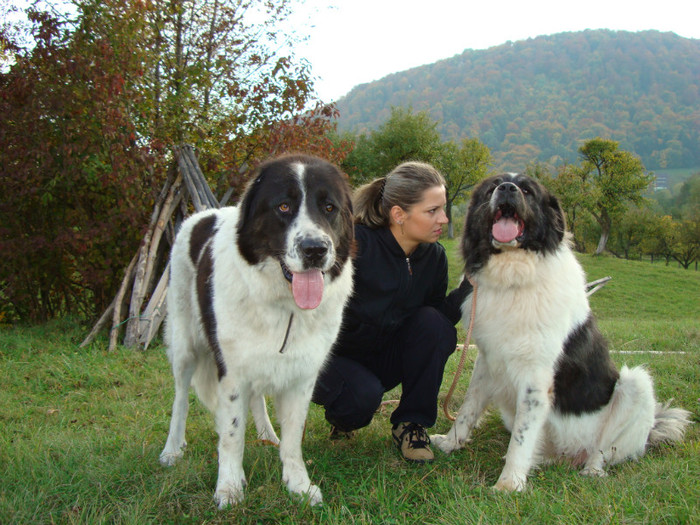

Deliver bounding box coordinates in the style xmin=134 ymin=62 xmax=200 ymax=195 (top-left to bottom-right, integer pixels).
xmin=432 ymin=173 xmax=690 ymax=491
xmin=159 ymin=154 xmax=354 ymax=507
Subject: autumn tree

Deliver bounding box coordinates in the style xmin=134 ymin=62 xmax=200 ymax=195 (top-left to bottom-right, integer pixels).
xmin=221 ymin=103 xmax=354 ymax=196
xmin=0 ymin=3 xmax=157 ymax=321
xmin=139 ymin=0 xmax=333 ymax=195
xmin=0 ymin=0 xmax=337 ymax=321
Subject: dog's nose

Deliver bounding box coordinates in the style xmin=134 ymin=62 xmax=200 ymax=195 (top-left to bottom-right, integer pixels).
xmin=300 ymin=238 xmax=329 ymax=264
xmin=497 ymin=182 xmax=519 ymax=193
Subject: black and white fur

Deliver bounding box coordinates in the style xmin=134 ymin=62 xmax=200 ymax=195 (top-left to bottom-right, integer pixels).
xmin=159 ymin=154 xmax=354 ymax=507
xmin=432 ymin=173 xmax=691 ymax=491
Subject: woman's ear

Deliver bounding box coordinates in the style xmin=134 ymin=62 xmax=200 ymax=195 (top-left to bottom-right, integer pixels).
xmin=390 ymin=205 xmax=407 ymax=225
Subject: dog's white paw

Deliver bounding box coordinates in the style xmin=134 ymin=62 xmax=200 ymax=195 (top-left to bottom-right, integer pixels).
xmin=580 ymin=466 xmax=608 ymax=477
xmin=285 ymin=478 xmax=323 ymax=506
xmin=493 ymin=474 xmax=527 ymax=492
xmin=159 ymin=449 xmax=184 ymax=467
xmin=215 ymin=479 xmax=246 ymax=509
xmin=293 ymin=484 xmax=323 ymax=506
xmin=430 ymin=433 xmax=463 ymax=454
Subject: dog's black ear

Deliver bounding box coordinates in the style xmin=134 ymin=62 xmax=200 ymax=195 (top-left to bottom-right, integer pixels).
xmin=544 ymin=191 xmax=566 ymax=249
xmin=461 ymin=197 xmax=491 ymax=275
xmin=236 ymin=171 xmax=266 ymax=265
xmin=329 ymin=174 xmax=356 ymax=279
xmin=238 ymin=173 xmax=264 ymax=228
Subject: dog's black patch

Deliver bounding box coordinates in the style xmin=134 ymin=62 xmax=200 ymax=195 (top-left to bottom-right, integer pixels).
xmin=553 ymin=314 xmax=619 ymax=415
xmin=196 ymin=245 xmax=227 ymax=379
xmin=189 ymin=214 xmax=218 ymax=265
xmin=302 ymin=158 xmax=354 ymax=279
xmin=237 ymin=158 xmax=302 ymax=267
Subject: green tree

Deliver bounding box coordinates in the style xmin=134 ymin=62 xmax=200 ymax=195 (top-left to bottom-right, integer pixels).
xmin=608 ymin=206 xmax=658 ymax=259
xmin=640 ymin=214 xmax=677 ymax=264
xmin=534 ymin=162 xmax=592 ymax=252
xmin=342 ymin=106 xmax=443 ymax=183
xmin=671 ymin=219 xmax=700 ymax=269
xmin=341 ymin=108 xmax=491 ymax=239
xmin=437 ymin=137 xmax=491 ymax=238
xmin=575 ymin=138 xmax=653 ymax=254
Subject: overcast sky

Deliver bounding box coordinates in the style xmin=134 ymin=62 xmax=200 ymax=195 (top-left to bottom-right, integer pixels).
xmin=290 ymin=0 xmax=700 ymax=102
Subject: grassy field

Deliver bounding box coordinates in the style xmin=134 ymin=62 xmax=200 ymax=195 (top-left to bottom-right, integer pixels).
xmin=1 ymin=248 xmax=698 ymax=524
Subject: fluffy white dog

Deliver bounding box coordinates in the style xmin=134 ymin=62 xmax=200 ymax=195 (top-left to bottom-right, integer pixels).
xmin=159 ymin=154 xmax=354 ymax=506
xmin=432 ymin=173 xmax=691 ymax=491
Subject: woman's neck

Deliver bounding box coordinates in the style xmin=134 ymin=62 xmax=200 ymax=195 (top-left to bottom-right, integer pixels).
xmin=389 ymin=223 xmax=418 ymax=256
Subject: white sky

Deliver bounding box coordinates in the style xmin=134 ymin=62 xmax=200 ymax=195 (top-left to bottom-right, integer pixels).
xmin=291 ymin=0 xmax=700 ymax=102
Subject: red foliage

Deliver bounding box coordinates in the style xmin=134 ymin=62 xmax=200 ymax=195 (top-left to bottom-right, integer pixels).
xmin=0 ymin=2 xmax=347 ymax=321
xmin=214 ymin=103 xmax=354 ymax=199
xmin=0 ymin=7 xmax=158 ymax=321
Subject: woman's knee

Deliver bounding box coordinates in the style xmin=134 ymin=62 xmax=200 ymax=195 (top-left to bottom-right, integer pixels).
xmin=313 ymin=357 xmax=384 ymax=431
xmin=409 ymin=306 xmax=457 ymax=356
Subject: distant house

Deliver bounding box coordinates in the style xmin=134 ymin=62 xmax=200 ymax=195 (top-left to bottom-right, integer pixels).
xmin=654 ymin=173 xmax=669 ymax=191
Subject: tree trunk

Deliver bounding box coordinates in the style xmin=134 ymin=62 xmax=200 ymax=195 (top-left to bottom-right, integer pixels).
xmin=595 ymin=229 xmax=609 ymax=255
xmin=594 ymin=209 xmax=611 ymax=255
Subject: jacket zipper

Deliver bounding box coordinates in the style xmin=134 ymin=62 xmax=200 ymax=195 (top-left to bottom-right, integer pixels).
xmin=405 ymin=257 xmax=412 ymax=275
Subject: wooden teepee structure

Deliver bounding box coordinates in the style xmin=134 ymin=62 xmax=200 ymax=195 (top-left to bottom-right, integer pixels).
xmin=80 ymin=145 xmax=239 ymax=351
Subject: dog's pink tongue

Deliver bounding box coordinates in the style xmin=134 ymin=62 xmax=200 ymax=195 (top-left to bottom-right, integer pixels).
xmin=291 ymin=270 xmax=324 ymax=310
xmin=492 ymin=217 xmax=520 ymax=243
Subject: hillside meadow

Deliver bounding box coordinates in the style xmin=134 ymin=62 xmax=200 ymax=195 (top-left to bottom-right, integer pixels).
xmin=1 ymin=246 xmax=698 ymax=524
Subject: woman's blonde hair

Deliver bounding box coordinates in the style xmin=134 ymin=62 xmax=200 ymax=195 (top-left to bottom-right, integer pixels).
xmin=353 ymin=161 xmax=446 ymax=228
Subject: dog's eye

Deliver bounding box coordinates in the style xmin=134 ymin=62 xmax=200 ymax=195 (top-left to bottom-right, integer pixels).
xmin=325 ymin=203 xmax=335 ymax=213
xmin=278 ymin=203 xmax=291 ymax=213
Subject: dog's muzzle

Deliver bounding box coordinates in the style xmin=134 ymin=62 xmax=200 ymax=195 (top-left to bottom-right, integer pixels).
xmin=491 ymin=183 xmax=525 ymax=247
xmin=299 ymin=237 xmax=330 ymax=268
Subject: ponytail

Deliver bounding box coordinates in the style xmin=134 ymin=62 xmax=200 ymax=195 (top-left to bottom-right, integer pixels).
xmin=353 ymin=178 xmax=389 ymax=227
xmin=353 ymin=162 xmax=446 ymax=228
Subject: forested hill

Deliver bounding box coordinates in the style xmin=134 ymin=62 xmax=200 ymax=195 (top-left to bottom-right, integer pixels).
xmin=335 ymin=30 xmax=700 ymax=172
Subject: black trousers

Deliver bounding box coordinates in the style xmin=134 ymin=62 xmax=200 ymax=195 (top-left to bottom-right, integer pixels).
xmin=312 ymin=306 xmax=457 ymax=430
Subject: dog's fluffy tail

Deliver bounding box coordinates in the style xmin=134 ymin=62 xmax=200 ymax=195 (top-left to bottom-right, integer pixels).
xmin=647 ymin=400 xmax=692 ymax=446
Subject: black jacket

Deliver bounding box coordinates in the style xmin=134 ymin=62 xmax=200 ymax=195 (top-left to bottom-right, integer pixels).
xmin=333 ymin=224 xmax=468 ymax=358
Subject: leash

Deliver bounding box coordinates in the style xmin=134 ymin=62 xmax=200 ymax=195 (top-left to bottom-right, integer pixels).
xmin=442 ymin=276 xmax=477 ymax=422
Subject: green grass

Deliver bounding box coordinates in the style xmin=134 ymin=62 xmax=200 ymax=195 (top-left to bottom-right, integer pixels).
xmin=1 ymin=253 xmax=698 ymax=524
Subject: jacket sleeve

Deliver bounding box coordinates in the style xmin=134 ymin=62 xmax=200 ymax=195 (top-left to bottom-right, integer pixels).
xmin=439 ymin=276 xmax=473 ymax=325
xmin=428 ymin=247 xmax=471 ymax=325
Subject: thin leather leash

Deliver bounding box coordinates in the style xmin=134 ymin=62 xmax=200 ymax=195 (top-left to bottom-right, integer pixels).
xmin=442 ymin=276 xmax=477 ymax=422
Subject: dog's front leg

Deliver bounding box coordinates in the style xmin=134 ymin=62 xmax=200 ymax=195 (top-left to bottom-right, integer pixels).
xmin=214 ymin=380 xmax=249 ymax=508
xmin=276 ymin=382 xmax=322 ymax=506
xmin=431 ymin=353 xmax=491 ymax=453
xmin=495 ymin=381 xmax=552 ymax=492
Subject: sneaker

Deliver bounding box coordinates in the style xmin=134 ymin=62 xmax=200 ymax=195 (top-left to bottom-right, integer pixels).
xmin=391 ymin=422 xmax=434 ymax=463
xmin=330 ymin=426 xmax=355 ymax=440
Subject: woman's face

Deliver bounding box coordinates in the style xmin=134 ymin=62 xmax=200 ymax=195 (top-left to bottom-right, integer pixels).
xmin=400 ymin=185 xmax=449 ymax=245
